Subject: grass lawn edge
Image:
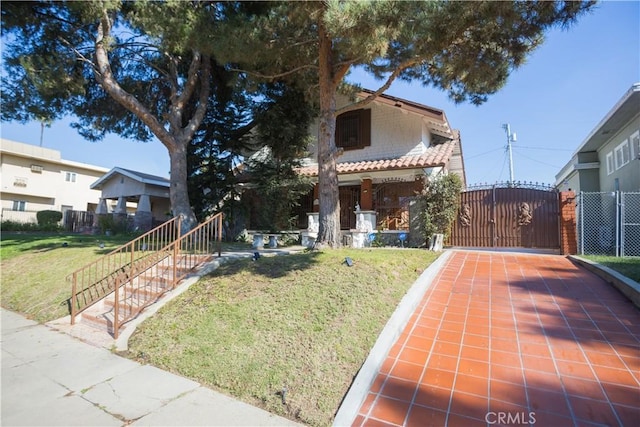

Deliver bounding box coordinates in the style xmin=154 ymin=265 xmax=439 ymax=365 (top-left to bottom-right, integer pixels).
xmin=334 ymin=250 xmax=452 ymax=427
xmin=568 ymin=255 xmax=640 ymax=309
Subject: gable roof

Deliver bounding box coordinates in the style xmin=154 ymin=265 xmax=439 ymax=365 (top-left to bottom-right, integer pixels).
xmin=90 ymin=167 xmax=170 ymax=190
xmin=298 ymin=139 xmax=456 ymax=177
xmin=358 ymin=89 xmax=455 ymax=142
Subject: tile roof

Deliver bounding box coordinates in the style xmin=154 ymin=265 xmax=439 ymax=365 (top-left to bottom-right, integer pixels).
xmin=297 ymin=139 xmax=456 ymax=177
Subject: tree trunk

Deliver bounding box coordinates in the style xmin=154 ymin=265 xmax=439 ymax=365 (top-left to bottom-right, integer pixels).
xmin=93 ymin=12 xmax=210 ymax=234
xmin=314 ymin=16 xmax=342 ymax=249
xmin=168 ymin=141 xmax=198 ymax=233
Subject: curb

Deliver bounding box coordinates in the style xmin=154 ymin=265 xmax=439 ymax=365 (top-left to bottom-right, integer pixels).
xmin=568 ymin=255 xmax=640 ymax=309
xmin=332 ymin=250 xmax=452 ymax=427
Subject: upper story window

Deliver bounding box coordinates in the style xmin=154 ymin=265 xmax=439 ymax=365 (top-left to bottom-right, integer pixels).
xmin=606 ymin=152 xmax=614 ymax=175
xmin=630 ymin=130 xmax=639 ymax=160
xmin=335 ymin=109 xmax=371 ymax=151
xmin=65 ymin=171 xmax=77 ymax=183
xmin=614 ymin=139 xmax=630 ymax=170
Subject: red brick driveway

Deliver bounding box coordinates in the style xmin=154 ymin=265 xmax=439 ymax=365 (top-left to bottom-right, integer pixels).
xmin=354 ymin=250 xmax=640 ymax=427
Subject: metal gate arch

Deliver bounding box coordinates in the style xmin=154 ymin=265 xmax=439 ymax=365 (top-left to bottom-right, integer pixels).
xmin=449 ymin=183 xmax=560 ymax=249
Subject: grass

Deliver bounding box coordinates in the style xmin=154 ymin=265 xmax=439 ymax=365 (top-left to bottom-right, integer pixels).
xmin=126 ymin=248 xmax=439 ymax=426
xmin=582 ymin=255 xmax=640 ymax=283
xmin=1 ymin=232 xmax=133 ymax=322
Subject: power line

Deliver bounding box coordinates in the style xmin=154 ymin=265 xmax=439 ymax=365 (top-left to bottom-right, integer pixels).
xmin=513 ymin=150 xmax=562 ymax=169
xmin=514 ymin=145 xmax=573 ymax=152
xmin=465 ymin=147 xmax=504 ymax=160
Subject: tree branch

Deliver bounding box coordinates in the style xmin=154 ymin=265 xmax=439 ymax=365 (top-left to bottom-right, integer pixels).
xmin=229 ymin=64 xmax=318 ymax=81
xmin=93 ymin=9 xmax=176 ymax=150
xmin=179 ymin=55 xmax=211 ymax=143
xmin=335 ymin=57 xmax=421 ymax=114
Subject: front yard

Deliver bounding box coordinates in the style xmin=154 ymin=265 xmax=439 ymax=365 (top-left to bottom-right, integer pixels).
xmin=125 ymin=249 xmax=438 ymax=426
xmin=1 ymin=233 xmax=133 ymax=322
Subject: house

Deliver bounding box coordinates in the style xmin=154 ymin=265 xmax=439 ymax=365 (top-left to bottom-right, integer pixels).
xmin=0 ymin=138 xmax=108 ymax=224
xmin=555 ymin=83 xmax=640 ymax=193
xmin=296 ymin=89 xmax=466 ymax=247
xmin=90 ymin=167 xmax=171 ymax=231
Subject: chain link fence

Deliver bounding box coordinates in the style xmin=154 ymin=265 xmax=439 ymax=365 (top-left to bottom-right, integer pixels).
xmin=577 ymin=191 xmax=640 ymax=257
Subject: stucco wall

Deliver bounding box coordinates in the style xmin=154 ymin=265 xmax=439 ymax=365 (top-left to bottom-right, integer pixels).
xmin=1 ymin=145 xmax=107 ymax=216
xmin=305 ymin=95 xmax=432 ymax=163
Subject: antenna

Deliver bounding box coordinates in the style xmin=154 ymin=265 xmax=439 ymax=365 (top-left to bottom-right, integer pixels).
xmin=502 ymin=124 xmax=516 ymax=184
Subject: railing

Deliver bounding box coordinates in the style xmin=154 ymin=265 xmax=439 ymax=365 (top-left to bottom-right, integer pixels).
xmin=69 ymin=213 xmax=223 ymax=338
xmin=69 ymin=216 xmax=181 ymax=324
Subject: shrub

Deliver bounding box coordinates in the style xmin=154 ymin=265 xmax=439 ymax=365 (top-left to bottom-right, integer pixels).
xmin=96 ymin=214 xmax=130 ymax=235
xmin=0 ymin=220 xmax=39 ymax=232
xmin=416 ymin=173 xmax=463 ymax=244
xmin=36 ymin=210 xmax=63 ymax=226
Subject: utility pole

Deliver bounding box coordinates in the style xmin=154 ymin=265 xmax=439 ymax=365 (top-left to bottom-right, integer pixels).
xmin=502 ymin=123 xmax=516 ymax=184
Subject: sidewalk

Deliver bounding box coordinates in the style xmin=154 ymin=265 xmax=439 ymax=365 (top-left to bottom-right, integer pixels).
xmin=1 ymin=308 xmax=300 ymax=426
xmin=340 ymin=250 xmax=640 ymax=426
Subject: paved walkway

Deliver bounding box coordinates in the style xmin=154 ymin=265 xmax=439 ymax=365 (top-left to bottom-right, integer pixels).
xmin=348 ymin=250 xmax=640 ymax=427
xmin=1 ymin=308 xmax=300 ymax=426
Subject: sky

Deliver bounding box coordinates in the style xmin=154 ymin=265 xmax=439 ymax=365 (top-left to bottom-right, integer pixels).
xmin=1 ymin=1 xmax=639 ymax=187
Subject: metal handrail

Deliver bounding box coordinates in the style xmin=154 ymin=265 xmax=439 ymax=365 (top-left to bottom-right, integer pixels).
xmin=69 ymin=216 xmax=181 ymax=324
xmin=69 ymin=213 xmax=223 ymax=338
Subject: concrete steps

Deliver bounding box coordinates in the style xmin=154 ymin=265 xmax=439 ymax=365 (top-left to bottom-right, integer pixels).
xmin=77 ymin=254 xmax=214 ymax=336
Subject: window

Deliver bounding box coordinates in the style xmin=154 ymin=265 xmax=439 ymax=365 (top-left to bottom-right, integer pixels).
xmin=335 ymin=109 xmax=371 ymax=150
xmin=12 ymin=201 xmax=26 ymax=211
xmin=631 ymin=131 xmax=640 ymax=160
xmin=30 ymin=164 xmax=44 ymax=173
xmin=65 ymin=172 xmax=77 ymax=182
xmin=614 ymin=139 xmax=630 ymax=170
xmin=606 ymin=152 xmax=614 ymax=175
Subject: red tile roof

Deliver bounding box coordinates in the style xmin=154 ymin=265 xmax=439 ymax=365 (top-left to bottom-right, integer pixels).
xmin=297 ymin=139 xmax=456 ymax=177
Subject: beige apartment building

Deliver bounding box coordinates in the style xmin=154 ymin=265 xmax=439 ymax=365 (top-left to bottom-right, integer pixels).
xmin=0 ymin=138 xmax=109 ymax=223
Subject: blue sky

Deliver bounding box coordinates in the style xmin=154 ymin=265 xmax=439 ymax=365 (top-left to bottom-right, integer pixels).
xmin=2 ymin=1 xmax=639 ymax=186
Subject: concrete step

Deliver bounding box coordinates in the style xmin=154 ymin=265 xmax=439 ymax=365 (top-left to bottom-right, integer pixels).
xmin=76 ymin=253 xmax=215 ymax=336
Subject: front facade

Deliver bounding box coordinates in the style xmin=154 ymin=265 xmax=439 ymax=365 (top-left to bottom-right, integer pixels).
xmin=555 ymin=83 xmax=640 ymax=193
xmin=296 ymin=90 xmax=466 ymax=246
xmin=90 ymin=167 xmax=171 ymax=231
xmin=0 ymin=139 xmax=108 ymax=223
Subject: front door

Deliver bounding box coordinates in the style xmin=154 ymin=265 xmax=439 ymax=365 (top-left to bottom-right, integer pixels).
xmin=339 ymin=186 xmax=360 ymax=230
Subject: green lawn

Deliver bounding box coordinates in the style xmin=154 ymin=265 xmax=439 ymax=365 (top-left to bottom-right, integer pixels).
xmin=0 ymin=233 xmax=133 ymax=322
xmin=126 ymin=249 xmax=439 ymax=426
xmin=582 ymin=255 xmax=640 ymax=283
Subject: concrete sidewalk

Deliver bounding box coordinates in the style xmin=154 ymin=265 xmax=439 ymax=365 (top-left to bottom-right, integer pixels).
xmin=1 ymin=308 xmax=300 ymax=426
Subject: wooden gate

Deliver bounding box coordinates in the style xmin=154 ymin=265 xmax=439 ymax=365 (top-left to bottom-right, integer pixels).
xmin=448 ymin=184 xmax=559 ymax=249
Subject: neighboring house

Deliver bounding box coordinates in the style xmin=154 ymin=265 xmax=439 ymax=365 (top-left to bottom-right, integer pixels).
xmin=0 ymin=138 xmax=108 ymax=223
xmin=294 ymin=89 xmax=466 ymax=246
xmin=90 ymin=167 xmax=171 ymax=231
xmin=555 ymin=83 xmax=640 ymax=193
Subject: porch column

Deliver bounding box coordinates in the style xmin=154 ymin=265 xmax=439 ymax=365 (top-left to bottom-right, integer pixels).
xmin=93 ymin=198 xmax=109 ymax=234
xmin=361 ymin=178 xmax=373 ymax=210
xmin=95 ymin=198 xmax=109 ymax=214
xmin=114 ymin=197 xmax=127 ymax=214
xmin=134 ymin=194 xmax=153 ymax=232
xmin=113 ymin=196 xmax=128 ymax=229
